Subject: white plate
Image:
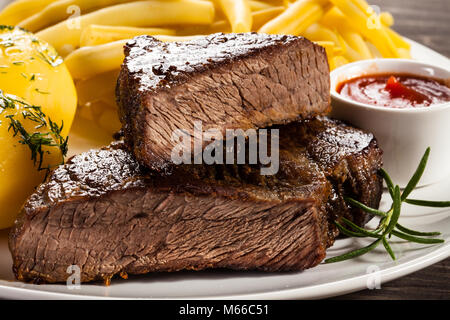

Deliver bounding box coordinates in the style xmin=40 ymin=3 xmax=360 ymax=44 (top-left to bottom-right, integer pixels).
xmin=0 ymin=38 xmax=449 ymax=300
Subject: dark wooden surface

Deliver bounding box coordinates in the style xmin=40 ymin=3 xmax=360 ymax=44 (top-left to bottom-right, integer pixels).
xmin=334 ymin=0 xmax=450 ymax=300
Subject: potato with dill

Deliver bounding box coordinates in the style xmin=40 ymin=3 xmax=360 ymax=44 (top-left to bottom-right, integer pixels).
xmin=0 ymin=26 xmax=77 ymax=229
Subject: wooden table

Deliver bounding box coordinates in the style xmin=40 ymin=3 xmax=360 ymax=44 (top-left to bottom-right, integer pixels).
xmin=335 ymin=0 xmax=450 ymax=300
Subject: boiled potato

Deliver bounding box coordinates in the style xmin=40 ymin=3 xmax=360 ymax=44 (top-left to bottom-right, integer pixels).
xmin=0 ymin=26 xmax=77 ymax=229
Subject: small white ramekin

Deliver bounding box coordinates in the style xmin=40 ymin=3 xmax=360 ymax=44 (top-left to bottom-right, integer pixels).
xmin=330 ymin=59 xmax=450 ymax=187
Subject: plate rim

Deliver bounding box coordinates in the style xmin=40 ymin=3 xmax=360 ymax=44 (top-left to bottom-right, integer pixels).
xmin=1 ymin=241 xmax=449 ymax=300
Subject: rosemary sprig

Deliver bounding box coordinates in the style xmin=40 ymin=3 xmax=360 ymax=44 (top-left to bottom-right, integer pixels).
xmin=0 ymin=90 xmax=68 ymax=174
xmin=404 ymin=199 xmax=450 ymax=207
xmin=401 ymin=147 xmax=430 ymax=201
xmin=325 ymin=147 xmax=447 ymax=263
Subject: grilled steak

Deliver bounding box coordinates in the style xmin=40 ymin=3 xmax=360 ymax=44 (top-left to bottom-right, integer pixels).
xmin=117 ymin=32 xmax=330 ymax=171
xmin=9 ymin=118 xmax=382 ymax=284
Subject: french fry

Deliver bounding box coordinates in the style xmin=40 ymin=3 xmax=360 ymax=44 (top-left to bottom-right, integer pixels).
xmin=310 ymin=20 xmax=360 ymax=61
xmin=397 ymin=48 xmax=412 ymax=59
xmin=321 ymin=7 xmax=372 ymax=59
xmin=326 ymin=3 xmax=409 ymax=59
xmin=291 ymin=4 xmax=326 ymax=35
xmin=37 ymin=0 xmax=215 ymax=56
xmin=314 ymin=41 xmax=337 ymax=60
xmin=336 ymin=0 xmax=398 ymax=47
xmin=302 ymin=23 xmax=346 ymax=54
xmin=258 ymin=0 xmax=328 ymax=35
xmin=5 ymin=0 xmax=411 ymax=106
xmin=0 ymin=0 xmax=57 ymax=25
xmin=251 ymin=6 xmax=284 ymax=31
xmin=314 ymin=40 xmax=336 ymax=47
xmin=380 ymin=12 xmax=394 ymax=27
xmin=349 ymin=0 xmax=370 ymax=14
xmin=365 ymin=41 xmax=382 ymax=58
xmin=176 ymin=20 xmax=231 ymax=35
xmin=330 ymin=0 xmax=399 ymax=58
xmin=249 ymin=0 xmax=273 ymax=11
xmin=353 ymin=0 xmax=394 ymax=27
xmin=207 ymin=20 xmax=231 ymax=33
xmin=80 ymin=25 xmax=176 ymax=47
xmin=384 ymin=27 xmax=411 ymax=50
xmin=18 ymin=0 xmax=148 ymax=32
xmin=303 ymin=23 xmax=339 ymax=43
xmin=256 ymin=0 xmax=285 ymax=5
xmin=180 ymin=7 xmax=284 ymax=34
xmin=349 ymin=0 xmax=396 ymax=28
xmin=218 ymin=0 xmax=253 ymax=33
xmin=211 ymin=0 xmax=271 ymax=14
xmin=340 ymin=39 xmax=362 ymax=62
xmin=341 ymin=30 xmax=372 ymax=59
xmin=329 ymin=55 xmax=349 ymax=70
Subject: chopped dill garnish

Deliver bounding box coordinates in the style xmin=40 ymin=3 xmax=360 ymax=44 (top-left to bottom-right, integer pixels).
xmin=0 ymin=40 xmax=14 ymax=47
xmin=0 ymin=91 xmax=17 ymax=109
xmin=0 ymin=25 xmax=14 ymax=31
xmin=0 ymin=27 xmax=62 ymax=68
xmin=12 ymin=61 xmax=24 ymax=66
xmin=35 ymin=88 xmax=50 ymax=95
xmin=35 ymin=49 xmax=62 ymax=67
xmin=0 ymin=90 xmax=68 ymax=173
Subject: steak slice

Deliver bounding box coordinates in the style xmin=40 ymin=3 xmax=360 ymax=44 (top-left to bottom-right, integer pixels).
xmin=117 ymin=32 xmax=330 ymax=171
xmin=9 ymin=118 xmax=382 ymax=284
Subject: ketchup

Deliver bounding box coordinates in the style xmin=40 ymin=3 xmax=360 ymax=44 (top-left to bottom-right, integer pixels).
xmin=337 ymin=73 xmax=450 ymax=108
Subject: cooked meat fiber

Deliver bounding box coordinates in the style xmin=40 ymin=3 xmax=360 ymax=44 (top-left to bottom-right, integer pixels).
xmin=117 ymin=32 xmax=330 ymax=171
xmin=9 ymin=118 xmax=382 ymax=284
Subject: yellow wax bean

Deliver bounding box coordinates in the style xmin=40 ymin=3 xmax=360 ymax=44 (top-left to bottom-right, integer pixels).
xmin=252 ymin=6 xmax=285 ymax=31
xmin=330 ymin=0 xmax=399 ymax=57
xmin=37 ymin=0 xmax=215 ymax=56
xmin=259 ymin=0 xmax=327 ymax=35
xmin=0 ymin=0 xmax=57 ymax=25
xmin=80 ymin=25 xmax=176 ymax=46
xmin=218 ymin=0 xmax=253 ymax=32
xmin=18 ymin=0 xmax=149 ymax=32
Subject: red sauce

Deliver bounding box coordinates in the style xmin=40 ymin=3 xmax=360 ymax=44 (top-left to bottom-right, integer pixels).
xmin=337 ymin=73 xmax=450 ymax=108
